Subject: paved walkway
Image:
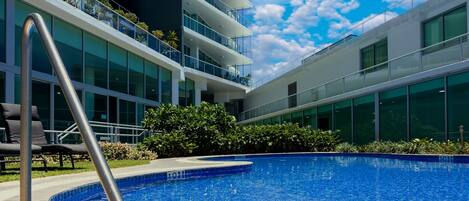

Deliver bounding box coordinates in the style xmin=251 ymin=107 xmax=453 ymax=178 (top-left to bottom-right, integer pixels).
xmin=0 ymin=156 xmax=251 ymax=201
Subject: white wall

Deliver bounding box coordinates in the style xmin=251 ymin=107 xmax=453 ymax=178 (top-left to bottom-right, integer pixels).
xmin=244 ymin=0 xmax=468 ymax=110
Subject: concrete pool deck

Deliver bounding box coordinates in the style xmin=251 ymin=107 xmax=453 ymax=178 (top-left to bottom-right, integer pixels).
xmin=0 ymin=157 xmax=252 ymax=201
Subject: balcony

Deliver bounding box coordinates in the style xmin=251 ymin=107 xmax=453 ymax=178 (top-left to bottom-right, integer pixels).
xmin=183 ymin=15 xmax=243 ymax=54
xmin=239 ymin=33 xmax=469 ymax=121
xmin=204 ymin=0 xmax=246 ymax=26
xmin=184 ymin=55 xmax=250 ymax=86
xmin=63 ymin=0 xmax=181 ymax=63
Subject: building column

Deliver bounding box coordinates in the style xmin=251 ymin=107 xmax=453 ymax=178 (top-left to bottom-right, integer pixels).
xmin=194 ymin=78 xmax=207 ymax=106
xmin=171 ymin=70 xmax=180 ymax=105
xmin=5 ymin=0 xmax=15 ymax=104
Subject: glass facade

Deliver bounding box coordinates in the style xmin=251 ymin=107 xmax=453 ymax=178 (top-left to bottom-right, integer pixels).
xmin=145 ymin=61 xmax=159 ymax=101
xmin=14 ymin=77 xmax=50 ymax=129
xmin=447 ymin=72 xmax=469 ymax=140
xmin=379 ymin=87 xmax=407 ymax=141
xmin=318 ymin=104 xmax=333 ymax=130
xmin=53 ymin=18 xmax=83 ymax=82
xmin=291 ymin=111 xmax=303 ymax=126
xmin=85 ymin=92 xmax=107 ymax=122
xmin=161 ymin=68 xmax=172 ymax=104
xmin=108 ymin=44 xmax=127 ymax=93
xmin=15 ymin=1 xmax=52 ymax=74
xmin=179 ymin=78 xmax=195 ymax=106
xmin=0 ymin=0 xmax=5 ymax=62
xmin=129 ymin=53 xmax=144 ymax=98
xmin=424 ymin=6 xmax=467 ymax=47
xmin=334 ymin=100 xmax=352 ymax=142
xmin=409 ymin=79 xmax=445 ymax=141
xmin=303 ymin=108 xmax=317 ymax=129
xmin=84 ymin=32 xmax=108 ymax=88
xmin=54 ymin=86 xmax=82 ymax=130
xmin=353 ymin=95 xmax=375 ymax=145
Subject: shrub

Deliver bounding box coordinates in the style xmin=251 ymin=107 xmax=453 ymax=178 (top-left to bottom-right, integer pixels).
xmin=335 ymin=143 xmax=358 ymax=153
xmin=100 ymin=142 xmax=157 ymax=160
xmin=140 ymin=131 xmax=197 ymax=158
xmin=335 ymin=139 xmax=469 ymax=154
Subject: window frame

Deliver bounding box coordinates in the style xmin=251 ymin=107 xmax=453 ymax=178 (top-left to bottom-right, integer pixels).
xmin=422 ymin=4 xmax=467 ymax=48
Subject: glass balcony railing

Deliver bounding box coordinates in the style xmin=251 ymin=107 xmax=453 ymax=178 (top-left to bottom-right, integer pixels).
xmin=239 ymin=33 xmax=469 ymax=121
xmin=205 ymin=0 xmax=244 ymax=25
xmin=183 ymin=15 xmax=240 ymax=54
xmin=184 ymin=55 xmax=250 ymax=86
xmin=63 ymin=0 xmax=181 ymax=63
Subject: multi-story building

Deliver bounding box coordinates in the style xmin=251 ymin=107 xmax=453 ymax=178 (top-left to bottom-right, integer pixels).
xmin=239 ymin=0 xmax=469 ymax=144
xmin=0 ymin=0 xmax=252 ymax=136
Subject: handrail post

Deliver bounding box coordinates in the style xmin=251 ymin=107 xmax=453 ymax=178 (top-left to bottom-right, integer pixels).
xmin=20 ymin=13 xmax=122 ymax=201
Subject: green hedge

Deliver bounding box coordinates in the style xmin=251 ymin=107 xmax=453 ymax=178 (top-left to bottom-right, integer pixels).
xmin=335 ymin=139 xmax=469 ymax=154
xmin=141 ymin=103 xmax=339 ymax=158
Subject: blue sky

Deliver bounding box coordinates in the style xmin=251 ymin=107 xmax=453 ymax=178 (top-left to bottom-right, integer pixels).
xmin=248 ymin=0 xmax=426 ymax=84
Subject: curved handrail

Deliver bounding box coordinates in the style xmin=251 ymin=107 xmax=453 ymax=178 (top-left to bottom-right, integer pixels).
xmin=20 ymin=13 xmax=122 ymax=201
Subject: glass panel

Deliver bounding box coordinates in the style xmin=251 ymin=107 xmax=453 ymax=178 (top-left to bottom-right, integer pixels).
xmin=15 ymin=1 xmax=52 ymax=73
xmin=318 ymin=104 xmax=333 ymax=131
xmin=281 ymin=113 xmax=291 ymax=123
xmin=271 ymin=116 xmax=281 ymax=124
xmin=85 ymin=92 xmax=107 ymax=122
xmin=108 ymin=96 xmax=117 ymax=123
xmin=0 ymin=72 xmax=4 ymax=103
xmin=361 ymin=45 xmax=374 ymax=69
xmin=178 ymin=80 xmax=186 ymax=106
xmin=54 ymin=86 xmax=82 ymax=132
xmin=444 ymin=7 xmax=467 ymax=40
xmin=144 ymin=61 xmax=159 ymax=101
xmin=186 ymin=79 xmax=195 ymax=106
xmin=15 ymin=77 xmax=50 ymax=130
xmin=409 ymin=78 xmax=445 ymax=141
xmin=129 ymin=53 xmax=144 ymax=97
xmin=303 ymin=108 xmax=317 ymax=129
xmin=137 ymin=103 xmax=144 ymax=126
xmin=424 ymin=17 xmax=443 ymax=47
xmin=84 ymin=32 xmax=107 ymax=88
xmin=108 ymin=44 xmax=127 ymax=93
xmin=375 ymin=39 xmax=388 ymax=65
xmin=379 ymin=87 xmax=407 ymax=141
xmin=353 ymin=95 xmax=375 ymax=145
xmin=334 ymin=100 xmax=352 ymax=143
xmin=119 ymin=99 xmax=135 ymax=125
xmin=447 ymin=72 xmax=469 ymax=140
xmin=0 ymin=0 xmax=5 ymax=62
xmin=53 ymin=18 xmax=83 ymax=82
xmin=291 ymin=111 xmax=303 ymax=127
xmin=160 ymin=68 xmax=172 ymax=104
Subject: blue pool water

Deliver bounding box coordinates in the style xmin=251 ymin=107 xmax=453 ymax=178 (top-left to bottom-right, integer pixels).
xmin=53 ymin=154 xmax=469 ymax=201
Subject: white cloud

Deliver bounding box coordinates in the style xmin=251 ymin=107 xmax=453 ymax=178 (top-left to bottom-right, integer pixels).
xmin=254 ymin=4 xmax=286 ymax=23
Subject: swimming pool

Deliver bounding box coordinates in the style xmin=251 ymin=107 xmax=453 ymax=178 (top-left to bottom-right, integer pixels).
xmin=51 ymin=153 xmax=469 ymax=201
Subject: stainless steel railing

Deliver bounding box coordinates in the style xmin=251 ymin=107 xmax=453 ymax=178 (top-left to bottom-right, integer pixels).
xmin=20 ymin=13 xmax=122 ymax=201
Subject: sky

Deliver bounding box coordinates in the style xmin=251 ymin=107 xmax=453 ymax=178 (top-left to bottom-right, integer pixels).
xmin=247 ymin=0 xmax=427 ymax=85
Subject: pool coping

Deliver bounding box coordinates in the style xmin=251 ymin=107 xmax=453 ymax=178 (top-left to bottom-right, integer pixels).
xmin=1 ymin=152 xmax=469 ymax=201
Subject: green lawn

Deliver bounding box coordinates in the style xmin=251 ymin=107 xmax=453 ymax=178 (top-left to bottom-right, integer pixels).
xmin=0 ymin=160 xmax=150 ymax=183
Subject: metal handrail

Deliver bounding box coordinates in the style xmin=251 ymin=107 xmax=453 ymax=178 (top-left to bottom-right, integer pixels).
xmin=20 ymin=13 xmax=122 ymax=201
xmin=239 ymin=32 xmax=469 ymax=121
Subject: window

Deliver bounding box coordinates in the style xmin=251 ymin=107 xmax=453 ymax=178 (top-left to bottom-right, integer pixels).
xmin=109 ymin=44 xmax=127 ymax=93
xmin=84 ymin=32 xmax=107 ymax=88
xmin=129 ymin=53 xmax=144 ymax=97
xmin=85 ymin=92 xmax=107 ymax=122
xmin=288 ymin=82 xmax=297 ymax=108
xmin=15 ymin=1 xmax=52 ymax=74
xmin=54 ymin=86 xmax=82 ymax=131
xmin=334 ymin=100 xmax=352 ymax=143
xmin=281 ymin=113 xmax=291 ymax=123
xmin=291 ymin=111 xmax=303 ymax=126
xmin=379 ymin=87 xmax=407 ymax=141
xmin=318 ymin=104 xmax=333 ymax=131
xmin=360 ymin=39 xmax=388 ymax=70
xmin=423 ymin=6 xmax=467 ymax=47
xmin=447 ymin=72 xmax=469 ymax=140
xmin=0 ymin=0 xmax=5 ymax=62
xmin=353 ymin=95 xmax=375 ymax=145
xmin=271 ymin=116 xmax=281 ymax=124
xmin=409 ymin=79 xmax=445 ymax=141
xmin=145 ymin=61 xmax=159 ymax=101
xmin=137 ymin=103 xmax=145 ymax=126
xmin=53 ymin=19 xmax=83 ymax=82
xmin=160 ymin=68 xmax=172 ymax=104
xmin=179 ymin=78 xmax=195 ymax=106
xmin=303 ymin=108 xmax=317 ymax=129
xmin=15 ymin=77 xmax=50 ymax=130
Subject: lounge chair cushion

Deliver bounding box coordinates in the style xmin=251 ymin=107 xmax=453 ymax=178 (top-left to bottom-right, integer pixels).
xmin=0 ymin=143 xmax=42 ymax=155
xmin=4 ymin=120 xmax=48 ymax=145
xmin=0 ymin=103 xmax=41 ymax=121
xmin=41 ymin=143 xmax=88 ymax=154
